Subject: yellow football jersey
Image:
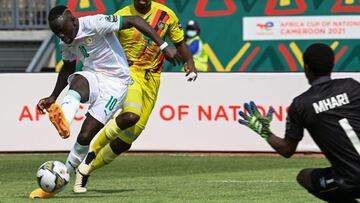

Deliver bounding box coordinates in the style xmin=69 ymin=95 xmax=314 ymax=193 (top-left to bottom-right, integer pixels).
xmin=114 ymin=2 xmax=184 ymax=72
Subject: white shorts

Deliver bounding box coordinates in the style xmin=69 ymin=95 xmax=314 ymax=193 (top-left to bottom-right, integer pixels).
xmin=68 ymin=71 xmax=128 ymax=124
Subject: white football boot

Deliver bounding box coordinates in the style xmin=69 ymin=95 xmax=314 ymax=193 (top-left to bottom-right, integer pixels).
xmin=73 ymin=152 xmax=95 ymax=193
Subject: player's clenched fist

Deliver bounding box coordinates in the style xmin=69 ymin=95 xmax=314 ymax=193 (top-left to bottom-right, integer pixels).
xmin=37 ymin=96 xmax=56 ymax=114
xmin=162 ymin=46 xmax=183 ymax=66
xmin=183 ymin=61 xmax=198 ymax=82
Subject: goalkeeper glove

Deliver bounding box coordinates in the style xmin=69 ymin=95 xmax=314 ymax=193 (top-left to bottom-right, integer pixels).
xmin=238 ymin=101 xmax=274 ymax=140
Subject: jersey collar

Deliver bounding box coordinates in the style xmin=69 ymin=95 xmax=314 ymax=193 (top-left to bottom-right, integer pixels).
xmin=72 ymin=17 xmax=83 ymax=42
xmin=311 ymin=76 xmax=331 ymax=86
xmin=131 ymin=3 xmax=153 ymax=17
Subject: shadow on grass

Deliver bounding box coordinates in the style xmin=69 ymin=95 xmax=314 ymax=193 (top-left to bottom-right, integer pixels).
xmin=90 ymin=189 xmax=135 ymax=194
xmin=54 ymin=194 xmax=105 ymax=199
xmin=19 ymin=194 xmax=105 ymax=200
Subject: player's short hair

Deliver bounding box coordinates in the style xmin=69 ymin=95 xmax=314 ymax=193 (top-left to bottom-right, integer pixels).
xmin=48 ymin=5 xmax=69 ymax=23
xmin=303 ymin=43 xmax=334 ymax=76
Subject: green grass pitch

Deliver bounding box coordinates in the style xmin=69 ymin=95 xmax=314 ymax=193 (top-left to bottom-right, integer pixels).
xmin=0 ymin=153 xmax=328 ymax=203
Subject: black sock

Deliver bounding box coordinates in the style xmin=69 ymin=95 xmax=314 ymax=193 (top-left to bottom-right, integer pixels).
xmin=84 ymin=151 xmax=96 ymax=165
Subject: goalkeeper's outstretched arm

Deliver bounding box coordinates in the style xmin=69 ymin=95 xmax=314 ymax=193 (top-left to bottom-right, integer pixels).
xmin=238 ymin=101 xmax=300 ymax=158
xmin=267 ymin=133 xmax=299 ymax=158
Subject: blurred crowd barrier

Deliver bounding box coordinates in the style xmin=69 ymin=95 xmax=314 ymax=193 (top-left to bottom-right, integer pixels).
xmin=0 ymin=0 xmax=55 ymax=29
xmin=53 ymin=0 xmax=360 ymax=72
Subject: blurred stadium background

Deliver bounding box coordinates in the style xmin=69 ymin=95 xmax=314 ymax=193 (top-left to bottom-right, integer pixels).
xmin=0 ymin=0 xmax=359 ymax=202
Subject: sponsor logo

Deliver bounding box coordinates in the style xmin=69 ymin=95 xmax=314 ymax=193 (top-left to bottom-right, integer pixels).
xmin=256 ymin=21 xmax=274 ymax=31
xmin=126 ymin=78 xmax=135 ymax=86
xmin=105 ymin=15 xmax=118 ymax=22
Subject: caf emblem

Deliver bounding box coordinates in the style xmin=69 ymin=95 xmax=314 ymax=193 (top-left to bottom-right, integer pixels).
xmin=158 ymin=21 xmax=165 ymax=30
xmin=84 ymin=37 xmax=94 ymax=45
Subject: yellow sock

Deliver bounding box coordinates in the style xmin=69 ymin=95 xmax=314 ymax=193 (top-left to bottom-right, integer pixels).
xmin=91 ymin=119 xmax=121 ymax=154
xmin=90 ymin=144 xmax=118 ymax=173
xmin=117 ymin=124 xmax=144 ymax=145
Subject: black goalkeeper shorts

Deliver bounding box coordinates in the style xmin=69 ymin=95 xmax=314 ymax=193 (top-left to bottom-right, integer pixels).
xmin=309 ymin=167 xmax=360 ymax=202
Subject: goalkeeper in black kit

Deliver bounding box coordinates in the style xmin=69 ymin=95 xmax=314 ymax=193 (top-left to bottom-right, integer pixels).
xmin=238 ymin=43 xmax=360 ymax=203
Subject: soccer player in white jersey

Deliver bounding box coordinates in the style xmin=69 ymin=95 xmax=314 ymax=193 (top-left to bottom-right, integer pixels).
xmin=29 ymin=5 xmax=181 ymax=199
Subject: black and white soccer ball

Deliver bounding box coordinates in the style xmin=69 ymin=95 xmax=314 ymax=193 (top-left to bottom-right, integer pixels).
xmin=36 ymin=160 xmax=70 ymax=193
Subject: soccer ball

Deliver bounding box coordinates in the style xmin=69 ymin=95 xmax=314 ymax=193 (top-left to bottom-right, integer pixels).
xmin=36 ymin=160 xmax=70 ymax=193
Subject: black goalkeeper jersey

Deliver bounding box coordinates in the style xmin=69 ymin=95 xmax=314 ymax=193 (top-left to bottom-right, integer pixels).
xmin=286 ymin=76 xmax=360 ymax=189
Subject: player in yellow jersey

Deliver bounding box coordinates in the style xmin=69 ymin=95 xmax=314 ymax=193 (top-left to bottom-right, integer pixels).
xmin=73 ymin=0 xmax=197 ymax=193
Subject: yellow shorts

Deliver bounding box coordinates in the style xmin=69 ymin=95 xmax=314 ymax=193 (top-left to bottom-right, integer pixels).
xmin=122 ymin=68 xmax=160 ymax=130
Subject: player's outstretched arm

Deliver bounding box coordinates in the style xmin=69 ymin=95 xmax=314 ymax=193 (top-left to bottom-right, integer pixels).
xmin=267 ymin=133 xmax=299 ymax=158
xmin=37 ymin=60 xmax=76 ymax=113
xmin=121 ymin=16 xmax=182 ymax=66
xmin=50 ymin=60 xmax=76 ymax=99
xmin=175 ymin=41 xmax=197 ymax=82
xmin=238 ymin=101 xmax=299 ymax=158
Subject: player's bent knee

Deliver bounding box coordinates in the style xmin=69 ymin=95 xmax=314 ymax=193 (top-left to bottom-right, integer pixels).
xmin=77 ymin=134 xmax=92 ymax=146
xmin=77 ymin=127 xmax=100 ymax=145
xmin=69 ymin=75 xmax=90 ymax=103
xmin=123 ymin=112 xmax=140 ymax=124
xmin=116 ymin=112 xmax=140 ymax=129
xmin=296 ymin=169 xmax=307 ymax=186
xmin=109 ymin=138 xmax=131 ymax=155
xmin=296 ymin=169 xmax=313 ymax=190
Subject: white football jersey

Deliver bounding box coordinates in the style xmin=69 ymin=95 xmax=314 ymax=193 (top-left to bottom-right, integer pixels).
xmin=61 ymin=14 xmax=129 ymax=81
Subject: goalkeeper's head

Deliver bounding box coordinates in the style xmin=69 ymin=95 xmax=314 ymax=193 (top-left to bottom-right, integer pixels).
xmin=303 ymin=43 xmax=335 ymax=82
xmin=48 ymin=5 xmax=78 ymax=44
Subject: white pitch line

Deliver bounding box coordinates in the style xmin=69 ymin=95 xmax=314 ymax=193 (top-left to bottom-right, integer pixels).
xmin=209 ymin=180 xmax=295 ymax=183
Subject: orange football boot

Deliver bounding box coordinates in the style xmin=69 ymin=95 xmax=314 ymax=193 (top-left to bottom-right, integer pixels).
xmin=48 ymin=104 xmax=70 ymax=139
xmin=29 ymin=188 xmax=54 ymax=199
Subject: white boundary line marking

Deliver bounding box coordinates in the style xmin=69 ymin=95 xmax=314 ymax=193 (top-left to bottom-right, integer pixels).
xmin=208 ymin=180 xmax=295 ymax=183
